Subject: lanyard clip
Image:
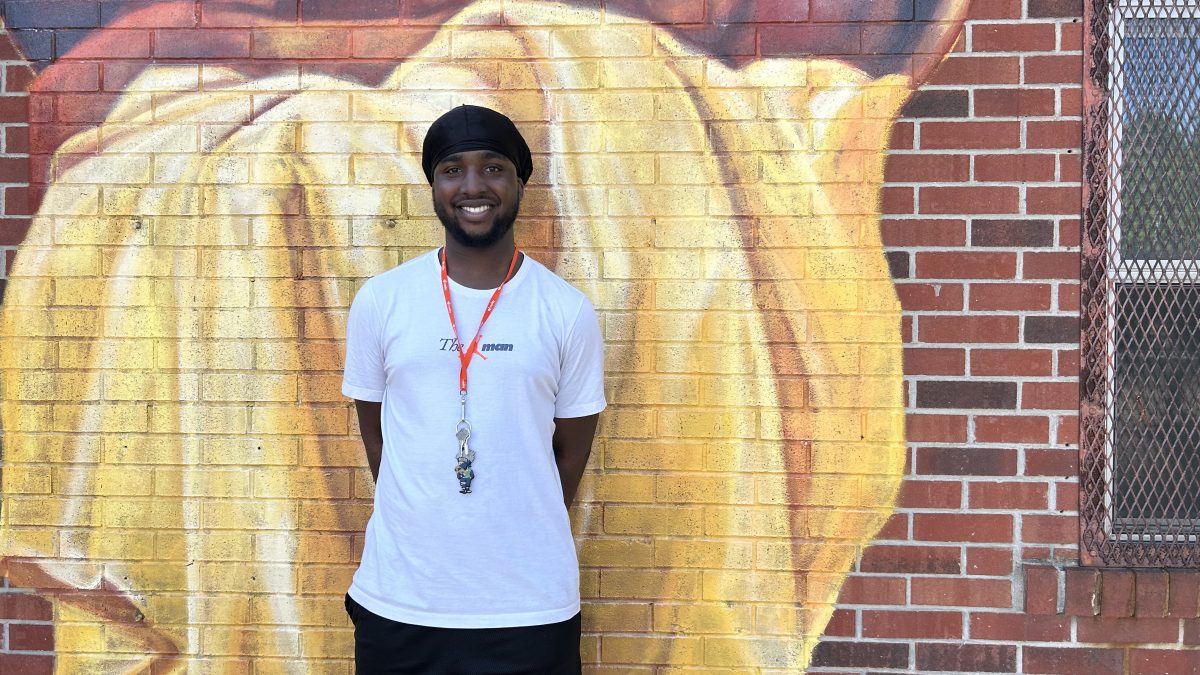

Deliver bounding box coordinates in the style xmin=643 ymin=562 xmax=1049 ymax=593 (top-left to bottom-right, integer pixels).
xmin=459 ymin=390 xmax=467 ymax=421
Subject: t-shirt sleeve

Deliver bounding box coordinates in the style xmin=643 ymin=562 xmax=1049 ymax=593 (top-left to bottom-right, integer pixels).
xmin=342 ymin=281 xmax=386 ymax=402
xmin=555 ymin=295 xmax=606 ymax=418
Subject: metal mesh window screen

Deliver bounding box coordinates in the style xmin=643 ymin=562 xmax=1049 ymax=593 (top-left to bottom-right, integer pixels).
xmin=1083 ymin=0 xmax=1200 ymax=566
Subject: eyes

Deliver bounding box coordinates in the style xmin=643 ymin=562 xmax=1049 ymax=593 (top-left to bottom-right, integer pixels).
xmin=441 ymin=163 xmax=506 ymax=176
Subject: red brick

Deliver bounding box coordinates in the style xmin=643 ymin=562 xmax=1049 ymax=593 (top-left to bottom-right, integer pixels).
xmin=6 ymin=66 xmax=35 ymax=93
xmin=5 ymin=186 xmax=35 ymax=215
xmin=1189 ymin=619 xmax=1200 ymax=645
xmin=907 ymin=414 xmax=967 ymax=443
xmin=971 ymin=283 xmax=1052 ymax=311
xmin=975 ymin=88 xmax=1057 ymax=117
xmin=1058 ymin=284 xmax=1080 ymax=312
xmin=1060 ymin=23 xmax=1084 ymax=51
xmin=968 ymin=0 xmax=1022 ymax=19
xmin=54 ymin=93 xmax=126 ymax=124
xmin=929 ymin=56 xmax=1020 ymax=85
xmin=8 ymin=622 xmax=52 ymax=650
xmin=1025 ymin=54 xmax=1082 ymax=84
xmin=881 ymin=219 xmax=965 ymax=247
xmin=972 ymin=482 xmax=1049 ymax=510
xmin=0 ymin=97 xmax=28 ymax=123
xmin=1024 ymin=647 xmax=1124 ymax=675
xmin=1028 ymin=0 xmax=1082 ymax=18
xmin=917 ymin=643 xmax=1016 ymax=673
xmin=904 ymin=347 xmax=965 ymax=376
xmin=971 ymin=612 xmax=1070 ymax=641
xmin=1061 ymin=88 xmax=1083 ymax=116
xmin=1060 ymin=152 xmax=1082 ymax=182
xmin=971 ymin=348 xmax=1054 ymax=376
xmin=920 ymin=316 xmax=1020 ymax=344
xmin=1024 ymin=252 xmax=1079 ymax=279
xmin=1057 ymin=349 xmax=1080 ymax=377
xmin=1169 ymin=572 xmax=1200 ymax=618
xmin=975 ymin=415 xmax=1049 ymax=443
xmin=1026 ymin=448 xmax=1078 ymax=477
xmin=838 ymin=576 xmax=906 ymax=605
xmin=1098 ymin=569 xmax=1136 ymax=617
xmin=824 ymin=608 xmax=856 ymax=637
xmin=0 ymin=655 xmax=53 ymax=675
xmin=912 ymin=577 xmax=1013 ymax=608
xmin=1135 ymin=571 xmax=1170 ymax=618
xmin=153 ymin=29 xmax=251 ymax=58
xmin=895 ymin=282 xmax=964 ymax=311
xmin=885 ymin=153 xmax=970 ymax=182
xmin=1077 ymin=616 xmax=1179 ymax=643
xmin=860 ymin=544 xmax=961 ymax=574
xmin=914 ymin=514 xmax=1013 ymax=544
xmin=196 ymin=3 xmax=294 ymax=25
xmin=882 ymin=186 xmax=914 ymax=213
xmin=967 ymin=547 xmax=1015 ymax=576
xmin=810 ymin=641 xmax=909 ymax=669
xmin=0 ymin=157 xmax=29 ymax=184
xmin=876 ymin=513 xmax=909 ymax=539
xmin=0 ymin=593 xmax=52 ymax=620
xmin=760 ymin=24 xmax=862 ymax=56
xmin=6 ymin=126 xmax=30 ymax=154
xmin=30 ymin=62 xmax=100 ymax=92
xmin=1024 ymin=565 xmax=1061 ymax=614
xmin=1028 ymin=186 xmax=1080 ymax=215
xmin=1055 ymin=481 xmax=1079 ymax=511
xmin=863 ymin=610 xmax=962 ymax=639
xmin=1130 ymin=650 xmax=1200 ymax=675
xmin=890 ymin=121 xmax=914 ymax=149
xmin=916 ymin=252 xmax=1016 ymax=280
xmin=1055 ymin=416 xmax=1079 ymax=446
xmin=103 ymin=1 xmax=197 ymax=27
xmin=973 ymin=23 xmax=1056 ymax=51
xmin=921 ymin=186 xmax=1019 ymax=214
xmin=1029 ymin=120 xmax=1082 ymax=149
xmin=1064 ymin=568 xmax=1100 ymax=616
xmin=1022 ymin=382 xmax=1077 ymax=410
xmin=921 ymin=121 xmax=1021 ymax=149
xmin=1023 ymin=514 xmax=1076 ymax=545
xmin=899 ymin=479 xmax=964 ymax=509
xmin=975 ymin=153 xmax=1057 ymax=181
xmin=916 ymin=380 xmax=1017 ymax=409
xmin=912 ymin=444 xmax=1017 ymax=475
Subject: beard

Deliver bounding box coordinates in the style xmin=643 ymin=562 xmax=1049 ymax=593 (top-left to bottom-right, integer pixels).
xmin=433 ymin=196 xmax=521 ymax=248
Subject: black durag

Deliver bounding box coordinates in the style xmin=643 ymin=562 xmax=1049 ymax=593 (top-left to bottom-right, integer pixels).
xmin=421 ymin=105 xmax=533 ymax=184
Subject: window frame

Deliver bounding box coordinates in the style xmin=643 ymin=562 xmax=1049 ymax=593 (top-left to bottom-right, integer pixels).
xmin=1082 ymin=0 xmax=1200 ymax=567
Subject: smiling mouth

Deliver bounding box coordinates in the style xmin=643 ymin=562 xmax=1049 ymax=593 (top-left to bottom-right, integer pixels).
xmin=460 ymin=205 xmax=492 ymax=214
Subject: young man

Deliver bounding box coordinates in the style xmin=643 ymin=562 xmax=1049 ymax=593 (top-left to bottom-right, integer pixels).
xmin=340 ymin=105 xmax=606 ymax=673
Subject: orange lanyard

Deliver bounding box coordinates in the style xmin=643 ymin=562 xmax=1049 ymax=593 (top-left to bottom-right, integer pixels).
xmin=439 ymin=247 xmax=520 ymax=396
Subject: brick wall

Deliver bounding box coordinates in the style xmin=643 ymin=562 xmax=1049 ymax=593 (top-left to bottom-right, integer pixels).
xmin=0 ymin=1 xmax=1197 ymax=673
xmin=810 ymin=0 xmax=1200 ymax=673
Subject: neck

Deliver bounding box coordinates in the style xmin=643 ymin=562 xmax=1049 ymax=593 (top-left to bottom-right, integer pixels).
xmin=442 ymin=235 xmax=521 ymax=290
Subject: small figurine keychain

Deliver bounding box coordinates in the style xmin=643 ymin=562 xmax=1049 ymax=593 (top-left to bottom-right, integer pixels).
xmin=455 ymin=417 xmax=475 ymax=494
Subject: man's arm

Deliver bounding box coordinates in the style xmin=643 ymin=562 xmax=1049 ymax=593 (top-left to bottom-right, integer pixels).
xmin=354 ymin=400 xmax=384 ymax=482
xmin=552 ymin=413 xmax=600 ymax=506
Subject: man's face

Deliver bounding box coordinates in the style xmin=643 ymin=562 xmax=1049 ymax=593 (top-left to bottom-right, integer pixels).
xmin=431 ymin=149 xmax=523 ymax=248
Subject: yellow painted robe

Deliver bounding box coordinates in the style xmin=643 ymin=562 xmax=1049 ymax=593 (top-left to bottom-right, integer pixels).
xmin=1 ymin=1 xmax=920 ymax=671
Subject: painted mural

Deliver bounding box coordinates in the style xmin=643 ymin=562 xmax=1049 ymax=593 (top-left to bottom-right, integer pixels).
xmin=0 ymin=1 xmax=968 ymax=672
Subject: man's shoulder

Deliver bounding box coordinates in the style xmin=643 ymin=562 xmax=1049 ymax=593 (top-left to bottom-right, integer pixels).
xmin=523 ymin=254 xmax=591 ymax=307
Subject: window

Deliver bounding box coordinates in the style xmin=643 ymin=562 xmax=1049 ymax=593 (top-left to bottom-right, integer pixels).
xmin=1082 ymin=0 xmax=1200 ymax=566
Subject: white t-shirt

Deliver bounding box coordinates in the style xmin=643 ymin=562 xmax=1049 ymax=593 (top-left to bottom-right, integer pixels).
xmin=341 ymin=248 xmax=606 ymax=628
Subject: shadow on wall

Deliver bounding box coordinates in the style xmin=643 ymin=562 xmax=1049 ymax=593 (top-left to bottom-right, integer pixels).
xmin=0 ymin=1 xmax=967 ymax=671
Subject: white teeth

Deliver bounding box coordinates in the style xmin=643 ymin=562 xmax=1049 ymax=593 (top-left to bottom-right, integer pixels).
xmin=461 ymin=205 xmax=490 ymax=214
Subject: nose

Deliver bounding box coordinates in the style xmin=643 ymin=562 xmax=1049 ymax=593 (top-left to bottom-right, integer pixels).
xmin=462 ymin=166 xmax=485 ymax=194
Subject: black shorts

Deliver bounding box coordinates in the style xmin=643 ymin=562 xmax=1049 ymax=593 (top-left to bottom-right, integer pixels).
xmin=345 ymin=594 xmax=582 ymax=675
